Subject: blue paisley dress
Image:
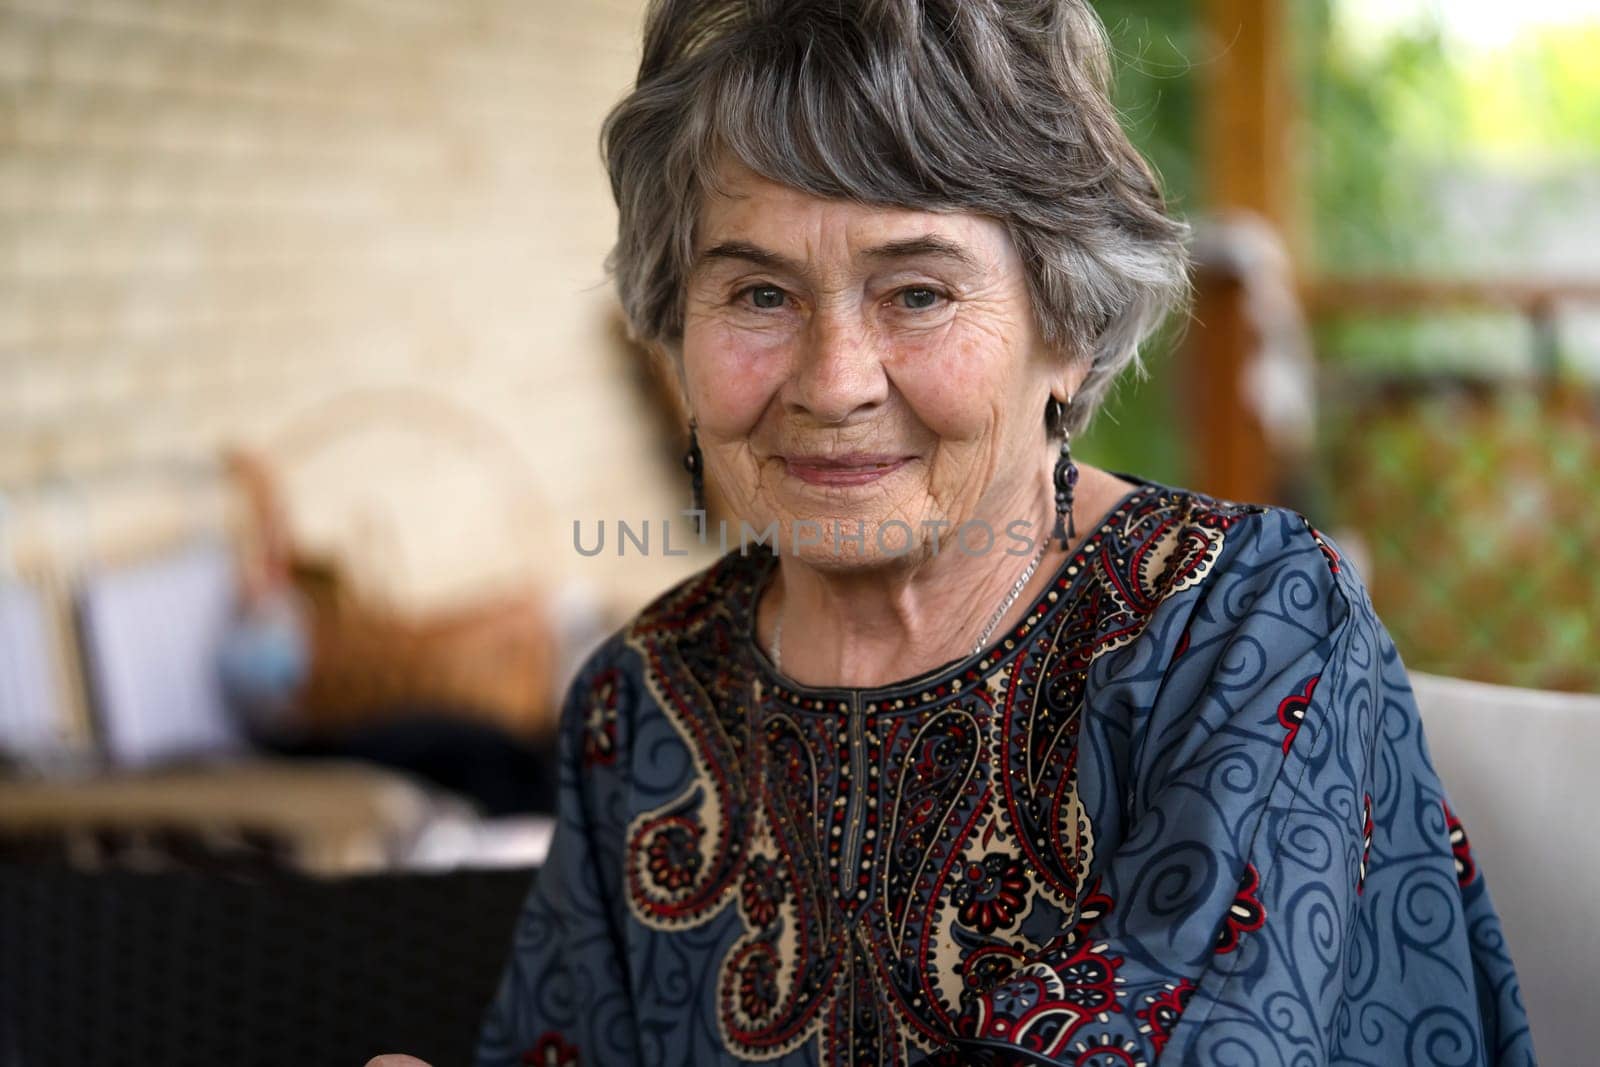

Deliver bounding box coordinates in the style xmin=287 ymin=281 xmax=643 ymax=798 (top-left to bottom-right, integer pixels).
xmin=476 ymin=478 xmax=1536 ymax=1066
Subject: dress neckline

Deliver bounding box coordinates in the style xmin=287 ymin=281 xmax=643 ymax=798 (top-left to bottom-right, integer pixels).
xmin=740 ymin=473 xmax=1165 ymax=705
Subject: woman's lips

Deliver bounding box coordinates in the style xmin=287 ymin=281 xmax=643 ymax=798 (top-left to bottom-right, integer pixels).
xmin=784 ymin=454 xmax=912 ymax=487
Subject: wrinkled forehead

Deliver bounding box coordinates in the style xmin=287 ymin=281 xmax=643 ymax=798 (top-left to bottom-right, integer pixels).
xmin=688 ymin=158 xmax=1018 ymax=283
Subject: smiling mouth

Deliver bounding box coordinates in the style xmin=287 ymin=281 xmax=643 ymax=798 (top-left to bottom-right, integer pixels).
xmin=783 ymin=455 xmax=913 ymax=487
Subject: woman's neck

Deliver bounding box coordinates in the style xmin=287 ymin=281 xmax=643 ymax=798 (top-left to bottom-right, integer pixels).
xmin=759 ymin=464 xmax=1133 ymax=689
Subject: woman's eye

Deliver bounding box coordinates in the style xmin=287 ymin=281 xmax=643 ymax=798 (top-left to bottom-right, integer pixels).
xmin=895 ymin=287 xmax=943 ymax=311
xmin=739 ymin=285 xmax=787 ymax=310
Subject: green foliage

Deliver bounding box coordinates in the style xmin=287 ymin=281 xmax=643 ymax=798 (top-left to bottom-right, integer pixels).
xmin=1080 ymin=1 xmax=1200 ymax=483
xmin=1077 ymin=0 xmax=1600 ymax=690
xmin=1091 ymin=0 xmax=1202 ymax=214
xmin=1459 ymin=26 xmax=1600 ymax=160
xmin=1298 ymin=3 xmax=1600 ymax=275
xmin=1297 ymin=0 xmax=1466 ymax=272
xmin=1079 ymin=0 xmax=1600 ymax=477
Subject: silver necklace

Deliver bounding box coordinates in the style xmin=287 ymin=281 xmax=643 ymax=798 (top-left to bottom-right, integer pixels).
xmin=769 ymin=538 xmax=1050 ymax=674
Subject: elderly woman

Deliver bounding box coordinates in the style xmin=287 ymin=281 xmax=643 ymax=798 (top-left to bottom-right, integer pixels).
xmin=459 ymin=1 xmax=1538 ymax=1065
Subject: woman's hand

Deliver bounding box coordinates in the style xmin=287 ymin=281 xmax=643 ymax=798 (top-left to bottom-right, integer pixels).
xmin=364 ymin=1057 xmax=432 ymax=1067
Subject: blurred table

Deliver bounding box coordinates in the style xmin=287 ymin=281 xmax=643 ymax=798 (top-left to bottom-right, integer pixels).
xmin=0 ymin=759 xmax=455 ymax=874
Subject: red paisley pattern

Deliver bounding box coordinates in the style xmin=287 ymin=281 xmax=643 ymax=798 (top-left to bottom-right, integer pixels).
xmin=1136 ymin=979 xmax=1196 ymax=1055
xmin=1358 ymin=793 xmax=1374 ymax=895
xmin=1443 ymin=801 xmax=1477 ymax=887
xmin=740 ymin=853 xmax=788 ymax=928
xmin=520 ymin=1031 xmax=579 ymax=1067
xmin=619 ymin=486 xmax=1245 ymax=1064
xmin=474 ymin=491 xmax=1536 ymax=1067
xmin=1215 ymin=863 xmax=1267 ymax=955
xmin=1276 ymin=674 xmax=1319 ymax=754
xmin=1306 ymin=523 xmax=1342 ymax=575
xmin=958 ymin=930 xmax=1126 ymax=1060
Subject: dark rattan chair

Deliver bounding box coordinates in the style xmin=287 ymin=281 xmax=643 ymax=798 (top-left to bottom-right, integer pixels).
xmin=0 ymin=864 xmax=536 ymax=1067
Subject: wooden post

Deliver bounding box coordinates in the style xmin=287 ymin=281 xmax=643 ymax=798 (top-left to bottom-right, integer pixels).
xmin=1183 ymin=266 xmax=1276 ymax=505
xmin=1202 ymin=0 xmax=1295 ymax=236
xmin=1184 ymin=0 xmax=1299 ymax=504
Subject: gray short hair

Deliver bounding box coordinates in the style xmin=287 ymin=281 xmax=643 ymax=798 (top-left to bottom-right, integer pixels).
xmin=600 ymin=0 xmax=1190 ymax=436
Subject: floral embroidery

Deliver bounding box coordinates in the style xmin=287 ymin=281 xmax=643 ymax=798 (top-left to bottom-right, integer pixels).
xmin=960 ymin=936 xmax=1126 ymax=1059
xmin=1136 ymin=979 xmax=1196 ymax=1054
xmin=952 ymin=853 xmax=1031 ymax=933
xmin=644 ymin=818 xmax=702 ymax=893
xmin=582 ymin=667 xmax=619 ymax=767
xmin=737 ymin=946 xmax=781 ymax=1019
xmin=620 ymin=486 xmax=1248 ymax=1064
xmin=740 ymin=854 xmax=787 ymax=928
xmin=959 ymin=943 xmax=1026 ymax=991
xmin=1070 ymin=1032 xmax=1150 ymax=1067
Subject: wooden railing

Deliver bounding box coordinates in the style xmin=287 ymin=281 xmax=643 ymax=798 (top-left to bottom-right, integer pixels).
xmin=1306 ymin=277 xmax=1600 ymax=314
xmin=1307 ymin=277 xmax=1600 ymax=378
xmin=1182 ymin=267 xmax=1600 ymax=691
xmin=1180 ymin=261 xmax=1600 ymax=507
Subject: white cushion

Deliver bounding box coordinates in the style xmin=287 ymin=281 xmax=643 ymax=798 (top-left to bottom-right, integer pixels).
xmin=0 ymin=581 xmax=68 ymax=766
xmin=1410 ymin=670 xmax=1600 ymax=1065
xmin=76 ymin=539 xmax=247 ymax=768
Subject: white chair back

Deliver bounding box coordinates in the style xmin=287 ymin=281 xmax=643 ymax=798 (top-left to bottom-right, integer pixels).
xmin=1411 ymin=670 xmax=1600 ymax=1066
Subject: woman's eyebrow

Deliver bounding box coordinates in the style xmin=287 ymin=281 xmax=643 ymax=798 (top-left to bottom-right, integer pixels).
xmin=859 ymin=235 xmax=981 ymax=271
xmin=691 ymin=235 xmax=981 ymax=277
xmin=692 ymin=241 xmax=802 ymax=276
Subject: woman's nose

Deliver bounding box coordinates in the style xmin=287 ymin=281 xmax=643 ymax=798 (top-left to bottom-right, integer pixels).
xmin=785 ymin=306 xmax=889 ymax=425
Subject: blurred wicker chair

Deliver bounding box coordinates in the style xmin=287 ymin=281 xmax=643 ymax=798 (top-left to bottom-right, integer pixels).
xmin=0 ymin=863 xmax=535 ymax=1067
xmin=242 ymin=386 xmax=563 ymax=741
xmin=0 ymin=462 xmax=469 ymax=877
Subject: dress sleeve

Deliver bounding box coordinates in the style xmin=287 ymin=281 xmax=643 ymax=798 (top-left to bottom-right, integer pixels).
xmin=948 ymin=509 xmax=1536 ymax=1066
xmin=474 ymin=638 xmax=640 ymax=1067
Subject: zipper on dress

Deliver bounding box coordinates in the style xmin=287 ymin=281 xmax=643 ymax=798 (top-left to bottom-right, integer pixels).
xmin=841 ymin=689 xmax=869 ymax=909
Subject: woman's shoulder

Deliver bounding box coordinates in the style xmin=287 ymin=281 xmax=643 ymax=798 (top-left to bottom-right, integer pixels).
xmin=630 ymin=546 xmax=768 ymax=633
xmin=549 ymin=550 xmax=764 ymax=773
xmin=1095 ymin=478 xmax=1384 ymax=698
xmin=1105 ymin=482 xmax=1386 ymax=791
xmin=563 ymin=548 xmax=766 ymax=692
xmin=1123 ymin=475 xmax=1362 ymax=617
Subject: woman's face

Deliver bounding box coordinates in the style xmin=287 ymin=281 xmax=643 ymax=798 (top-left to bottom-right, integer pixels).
xmin=680 ymin=161 xmax=1076 ymax=569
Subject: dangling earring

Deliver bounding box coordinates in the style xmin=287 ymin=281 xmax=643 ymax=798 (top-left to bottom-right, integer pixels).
xmin=682 ymin=418 xmax=706 ymax=534
xmin=1048 ymin=397 xmax=1079 ymax=550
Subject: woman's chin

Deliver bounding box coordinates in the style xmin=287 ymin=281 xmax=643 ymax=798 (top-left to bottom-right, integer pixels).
xmin=749 ymin=512 xmax=930 ymax=570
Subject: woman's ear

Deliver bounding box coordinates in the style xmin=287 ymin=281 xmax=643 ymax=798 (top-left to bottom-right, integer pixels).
xmin=1045 ymin=347 xmax=1090 ymax=408
xmin=658 ymin=341 xmax=694 ymax=419
xmin=616 ymin=307 xmax=697 ymax=452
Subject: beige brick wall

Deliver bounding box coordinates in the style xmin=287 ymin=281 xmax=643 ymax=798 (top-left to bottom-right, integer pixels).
xmin=0 ymin=0 xmax=709 ymax=617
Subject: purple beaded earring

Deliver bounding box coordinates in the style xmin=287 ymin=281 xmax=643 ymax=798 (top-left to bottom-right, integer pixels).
xmin=682 ymin=419 xmax=706 ymax=534
xmin=1046 ymin=396 xmax=1079 ymax=550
